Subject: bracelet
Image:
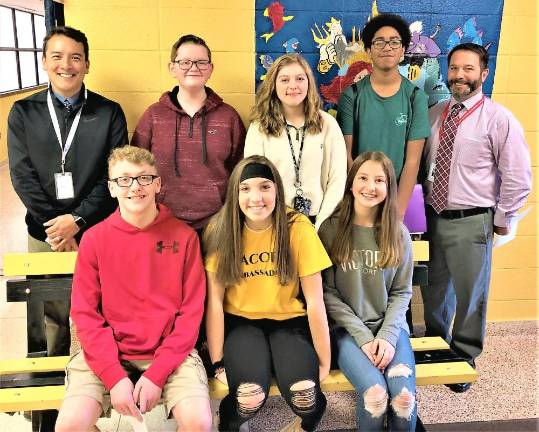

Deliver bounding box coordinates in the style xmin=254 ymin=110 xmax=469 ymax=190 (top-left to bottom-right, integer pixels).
xmin=212 ymin=359 xmax=225 ymax=377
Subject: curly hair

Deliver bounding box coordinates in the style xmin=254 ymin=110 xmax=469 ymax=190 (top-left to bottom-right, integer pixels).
xmin=361 ymin=14 xmax=411 ymax=50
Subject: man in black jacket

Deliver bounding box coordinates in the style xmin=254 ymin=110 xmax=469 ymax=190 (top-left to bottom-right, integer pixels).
xmin=7 ymin=26 xmax=128 ymax=355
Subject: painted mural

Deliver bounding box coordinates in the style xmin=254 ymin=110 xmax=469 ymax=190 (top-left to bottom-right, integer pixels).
xmin=255 ymin=0 xmax=504 ymax=112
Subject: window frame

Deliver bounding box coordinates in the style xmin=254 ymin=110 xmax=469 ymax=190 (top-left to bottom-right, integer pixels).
xmin=0 ymin=5 xmax=47 ymax=95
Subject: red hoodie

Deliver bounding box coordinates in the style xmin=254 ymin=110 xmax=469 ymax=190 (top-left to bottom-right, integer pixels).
xmin=71 ymin=205 xmax=206 ymax=390
xmin=131 ymin=86 xmax=246 ymax=229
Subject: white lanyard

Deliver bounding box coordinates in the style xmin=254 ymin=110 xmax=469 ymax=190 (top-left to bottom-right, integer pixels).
xmin=47 ymin=88 xmax=86 ymax=172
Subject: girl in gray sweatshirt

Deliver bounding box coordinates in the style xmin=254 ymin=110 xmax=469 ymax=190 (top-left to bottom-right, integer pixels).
xmin=319 ymin=151 xmax=416 ymax=431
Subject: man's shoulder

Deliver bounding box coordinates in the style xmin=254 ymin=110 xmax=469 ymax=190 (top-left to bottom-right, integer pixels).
xmin=428 ymin=98 xmax=448 ymax=117
xmin=11 ymin=88 xmax=48 ymax=109
xmin=483 ymin=96 xmax=518 ymax=123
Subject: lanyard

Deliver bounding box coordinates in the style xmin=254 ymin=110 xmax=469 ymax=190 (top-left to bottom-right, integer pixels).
xmin=439 ymin=95 xmax=486 ymax=137
xmin=47 ymin=89 xmax=86 ymax=172
xmin=285 ymin=125 xmax=306 ymax=189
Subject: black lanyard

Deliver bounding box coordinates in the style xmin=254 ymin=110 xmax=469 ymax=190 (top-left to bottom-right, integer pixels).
xmin=285 ymin=124 xmax=306 ymax=190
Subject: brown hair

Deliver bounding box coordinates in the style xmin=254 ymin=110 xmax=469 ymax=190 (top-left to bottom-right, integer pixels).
xmin=329 ymin=151 xmax=402 ymax=268
xmin=448 ymin=42 xmax=489 ymax=70
xmin=203 ymin=155 xmax=299 ymax=287
xmin=170 ymin=34 xmax=211 ymax=62
xmin=108 ymin=145 xmax=156 ymax=176
xmin=43 ymin=26 xmax=89 ymax=61
xmin=250 ymin=53 xmax=322 ymax=137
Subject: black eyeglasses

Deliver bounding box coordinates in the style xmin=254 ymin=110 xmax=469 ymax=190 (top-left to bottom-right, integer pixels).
xmin=173 ymin=59 xmax=211 ymax=71
xmin=109 ymin=175 xmax=159 ymax=187
xmin=372 ymin=39 xmax=403 ymax=50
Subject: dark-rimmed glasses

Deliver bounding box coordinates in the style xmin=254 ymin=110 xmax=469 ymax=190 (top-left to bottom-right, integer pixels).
xmin=173 ymin=59 xmax=211 ymax=71
xmin=372 ymin=39 xmax=403 ymax=50
xmin=109 ymin=175 xmax=159 ymax=187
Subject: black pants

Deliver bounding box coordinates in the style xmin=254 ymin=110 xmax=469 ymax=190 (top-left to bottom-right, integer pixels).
xmin=219 ymin=314 xmax=326 ymax=431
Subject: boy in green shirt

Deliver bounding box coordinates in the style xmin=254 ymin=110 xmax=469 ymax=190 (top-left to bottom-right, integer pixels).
xmin=337 ymin=14 xmax=430 ymax=218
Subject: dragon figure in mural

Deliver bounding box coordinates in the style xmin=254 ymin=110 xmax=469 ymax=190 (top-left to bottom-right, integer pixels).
xmin=260 ymin=1 xmax=294 ymax=42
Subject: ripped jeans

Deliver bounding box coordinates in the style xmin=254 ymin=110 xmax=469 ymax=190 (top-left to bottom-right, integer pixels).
xmin=336 ymin=328 xmax=416 ymax=431
xmin=218 ymin=313 xmax=327 ymax=432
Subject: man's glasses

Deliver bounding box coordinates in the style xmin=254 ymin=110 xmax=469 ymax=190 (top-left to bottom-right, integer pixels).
xmin=109 ymin=175 xmax=159 ymax=188
xmin=372 ymin=39 xmax=403 ymax=50
xmin=173 ymin=59 xmax=211 ymax=71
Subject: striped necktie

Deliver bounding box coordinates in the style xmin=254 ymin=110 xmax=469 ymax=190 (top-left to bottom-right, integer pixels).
xmin=430 ymin=103 xmax=464 ymax=214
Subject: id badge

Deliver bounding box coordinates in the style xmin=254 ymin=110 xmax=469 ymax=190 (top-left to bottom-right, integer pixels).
xmin=54 ymin=172 xmax=75 ymax=199
xmin=427 ymin=162 xmax=435 ymax=182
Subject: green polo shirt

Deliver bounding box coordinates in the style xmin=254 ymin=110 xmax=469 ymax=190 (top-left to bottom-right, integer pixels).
xmin=337 ymin=75 xmax=430 ymax=177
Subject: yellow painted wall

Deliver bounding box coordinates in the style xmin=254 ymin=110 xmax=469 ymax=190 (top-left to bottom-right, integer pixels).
xmin=488 ymin=0 xmax=537 ymax=321
xmin=0 ymin=88 xmax=44 ymax=163
xmin=64 ymin=0 xmax=255 ymax=137
xmin=0 ymin=0 xmax=536 ymax=320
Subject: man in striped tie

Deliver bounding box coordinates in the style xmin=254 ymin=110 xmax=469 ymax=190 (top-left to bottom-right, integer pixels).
xmin=421 ymin=43 xmax=531 ymax=392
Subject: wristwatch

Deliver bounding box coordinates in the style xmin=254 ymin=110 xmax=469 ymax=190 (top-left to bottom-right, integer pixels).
xmin=72 ymin=214 xmax=87 ymax=228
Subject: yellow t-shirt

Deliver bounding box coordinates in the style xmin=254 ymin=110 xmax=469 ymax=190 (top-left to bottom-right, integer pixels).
xmin=205 ymin=213 xmax=332 ymax=320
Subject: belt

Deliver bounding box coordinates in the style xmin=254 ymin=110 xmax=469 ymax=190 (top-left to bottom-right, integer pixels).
xmin=435 ymin=207 xmax=491 ymax=220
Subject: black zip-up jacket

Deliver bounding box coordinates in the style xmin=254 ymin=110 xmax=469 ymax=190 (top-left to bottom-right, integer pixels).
xmin=7 ymin=87 xmax=128 ymax=241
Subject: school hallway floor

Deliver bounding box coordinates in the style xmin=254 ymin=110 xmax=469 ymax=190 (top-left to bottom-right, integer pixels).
xmin=1 ymin=163 xmax=537 ymax=431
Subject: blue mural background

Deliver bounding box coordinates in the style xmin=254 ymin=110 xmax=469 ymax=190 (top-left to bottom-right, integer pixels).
xmin=255 ymin=0 xmax=504 ymax=110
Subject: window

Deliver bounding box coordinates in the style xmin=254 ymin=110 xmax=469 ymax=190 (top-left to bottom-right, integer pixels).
xmin=0 ymin=5 xmax=47 ymax=93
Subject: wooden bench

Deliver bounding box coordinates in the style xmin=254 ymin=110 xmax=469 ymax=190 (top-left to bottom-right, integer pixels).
xmin=0 ymin=336 xmax=477 ymax=412
xmin=1 ymin=245 xmax=477 ymax=429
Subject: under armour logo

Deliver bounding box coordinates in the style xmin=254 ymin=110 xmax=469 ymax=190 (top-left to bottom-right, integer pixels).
xmin=208 ymin=129 xmax=217 ymax=134
xmin=156 ymin=240 xmax=179 ymax=254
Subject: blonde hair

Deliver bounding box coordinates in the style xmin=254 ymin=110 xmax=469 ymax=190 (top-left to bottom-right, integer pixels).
xmin=251 ymin=53 xmax=322 ymax=137
xmin=329 ymin=151 xmax=402 ymax=268
xmin=203 ymin=155 xmax=299 ymax=287
xmin=108 ymin=146 xmax=156 ymax=176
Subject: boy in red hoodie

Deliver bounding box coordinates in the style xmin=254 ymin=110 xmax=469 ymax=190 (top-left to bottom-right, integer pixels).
xmin=131 ymin=34 xmax=246 ymax=234
xmin=56 ymin=146 xmax=211 ymax=431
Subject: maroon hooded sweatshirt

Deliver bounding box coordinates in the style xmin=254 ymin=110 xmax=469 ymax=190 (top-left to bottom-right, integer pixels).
xmin=132 ymin=86 xmax=246 ymax=229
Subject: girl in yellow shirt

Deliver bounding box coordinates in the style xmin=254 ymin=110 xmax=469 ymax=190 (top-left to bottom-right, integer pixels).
xmin=204 ymin=155 xmax=331 ymax=431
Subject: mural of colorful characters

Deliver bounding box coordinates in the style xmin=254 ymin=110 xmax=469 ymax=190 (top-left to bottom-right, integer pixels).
xmin=255 ymin=0 xmax=503 ymax=111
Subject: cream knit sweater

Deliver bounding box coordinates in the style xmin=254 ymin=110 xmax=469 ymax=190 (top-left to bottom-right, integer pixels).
xmin=245 ymin=110 xmax=347 ymax=230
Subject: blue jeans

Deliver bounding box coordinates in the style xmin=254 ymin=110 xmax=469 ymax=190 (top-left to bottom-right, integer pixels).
xmin=336 ymin=329 xmax=416 ymax=431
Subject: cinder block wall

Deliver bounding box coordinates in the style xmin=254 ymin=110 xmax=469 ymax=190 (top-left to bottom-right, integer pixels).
xmin=64 ymin=0 xmax=254 ymax=138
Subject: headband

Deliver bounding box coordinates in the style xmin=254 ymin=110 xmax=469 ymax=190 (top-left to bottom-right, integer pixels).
xmin=240 ymin=162 xmax=275 ymax=183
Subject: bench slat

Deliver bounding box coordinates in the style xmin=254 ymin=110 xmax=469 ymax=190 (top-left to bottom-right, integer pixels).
xmin=2 ymin=242 xmax=429 ymax=277
xmin=3 ymin=252 xmax=77 ymax=276
xmin=410 ymin=337 xmax=448 ymax=351
xmin=412 ymin=240 xmax=429 ymax=262
xmin=0 ymin=338 xmax=449 ymax=376
xmin=208 ymin=361 xmax=477 ymax=399
xmin=0 ymin=356 xmax=70 ymax=375
xmin=0 ymin=362 xmax=477 ymax=412
xmin=0 ymin=385 xmax=65 ymax=412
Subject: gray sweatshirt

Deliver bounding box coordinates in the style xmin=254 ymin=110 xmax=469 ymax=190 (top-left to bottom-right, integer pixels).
xmin=318 ymin=217 xmax=413 ymax=348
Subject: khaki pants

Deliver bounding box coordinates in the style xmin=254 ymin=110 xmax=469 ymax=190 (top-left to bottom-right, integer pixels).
xmin=65 ymin=350 xmax=209 ymax=416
